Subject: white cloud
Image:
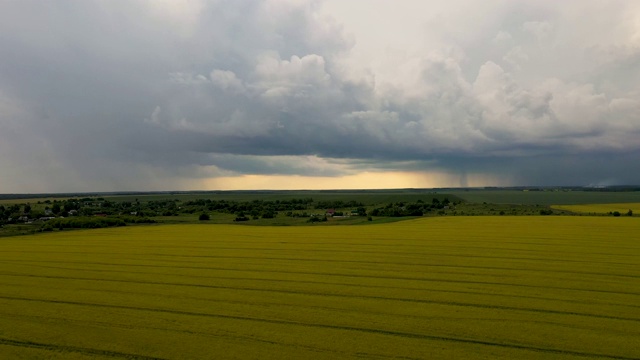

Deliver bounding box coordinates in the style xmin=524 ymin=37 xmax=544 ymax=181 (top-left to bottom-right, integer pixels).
xmin=254 ymin=53 xmax=330 ymax=88
xmin=503 ymin=46 xmax=529 ymax=69
xmin=169 ymin=72 xmax=209 ymax=85
xmin=210 ymin=70 xmax=245 ymax=93
xmin=522 ymin=21 xmax=554 ymax=41
xmin=144 ymin=106 xmax=163 ymax=125
xmin=493 ymin=31 xmax=512 ymax=42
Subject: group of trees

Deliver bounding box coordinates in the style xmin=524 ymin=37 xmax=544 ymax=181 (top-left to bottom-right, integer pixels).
xmin=610 ymin=210 xmax=633 ymax=217
xmin=1 ymin=196 xmax=454 ymax=227
xmin=314 ymin=200 xmax=364 ymax=209
xmin=370 ymin=198 xmax=453 ymax=217
xmin=0 ymin=198 xmax=139 ymax=222
xmin=2 ymin=196 xmax=459 ymax=224
xmin=0 ymin=197 xmax=160 ymax=230
xmin=1 ymin=195 xmax=467 ymax=232
xmin=0 ymin=204 xmax=21 ymax=220
xmin=40 ymin=216 xmax=155 ymax=231
xmin=184 ymin=198 xmax=313 ymax=214
xmin=186 ymin=198 xmax=317 ymax=221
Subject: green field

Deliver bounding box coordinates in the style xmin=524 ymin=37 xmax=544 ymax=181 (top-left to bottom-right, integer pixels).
xmin=450 ymin=190 xmax=640 ymax=205
xmin=1 ymin=217 xmax=639 ymax=359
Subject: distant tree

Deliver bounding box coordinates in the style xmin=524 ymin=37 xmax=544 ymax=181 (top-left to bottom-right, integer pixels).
xmin=23 ymin=204 xmax=31 ymax=214
xmin=234 ymin=212 xmax=249 ymax=222
xmin=409 ymin=209 xmax=423 ymax=216
xmin=627 ymin=209 xmax=633 ymax=217
xmin=612 ymin=211 xmax=621 ymax=217
xmin=30 ymin=211 xmax=45 ymax=219
xmin=63 ymin=202 xmax=77 ymax=212
xmin=199 ymin=213 xmax=210 ymax=221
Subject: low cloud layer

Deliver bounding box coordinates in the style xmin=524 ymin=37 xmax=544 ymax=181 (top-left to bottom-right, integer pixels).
xmin=1 ymin=0 xmax=639 ymax=192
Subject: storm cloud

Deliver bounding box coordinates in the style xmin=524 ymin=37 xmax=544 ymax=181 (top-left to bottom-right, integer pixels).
xmin=1 ymin=0 xmax=639 ymax=191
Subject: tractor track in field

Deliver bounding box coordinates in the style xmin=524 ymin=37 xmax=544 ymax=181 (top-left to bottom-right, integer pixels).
xmin=4 ymin=287 xmax=639 ymax=337
xmin=129 ymin=243 xmax=640 ymax=259
xmin=23 ymin=236 xmax=640 ymax=253
xmin=0 ymin=296 xmax=637 ymax=360
xmin=0 ymin=313 xmax=425 ymax=360
xmin=1 ymin=276 xmax=639 ymax=323
xmin=2 ymin=266 xmax=639 ymax=298
xmin=3 ymin=262 xmax=640 ymax=310
xmin=2 ymin=247 xmax=639 ymax=267
xmin=0 ymin=338 xmax=166 ymax=359
xmin=7 ymin=254 xmax=638 ymax=280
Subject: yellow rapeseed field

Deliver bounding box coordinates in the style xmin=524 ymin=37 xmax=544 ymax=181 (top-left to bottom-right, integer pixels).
xmin=0 ymin=217 xmax=639 ymax=359
xmin=552 ymin=203 xmax=640 ymax=215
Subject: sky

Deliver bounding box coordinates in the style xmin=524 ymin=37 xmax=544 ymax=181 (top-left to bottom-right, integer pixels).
xmin=1 ymin=0 xmax=640 ymax=192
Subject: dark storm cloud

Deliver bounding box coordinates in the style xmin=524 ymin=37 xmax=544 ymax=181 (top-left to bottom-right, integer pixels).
xmin=1 ymin=0 xmax=639 ymax=191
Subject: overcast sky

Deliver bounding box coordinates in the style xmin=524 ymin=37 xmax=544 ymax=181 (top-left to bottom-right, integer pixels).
xmin=1 ymin=0 xmax=639 ymax=192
